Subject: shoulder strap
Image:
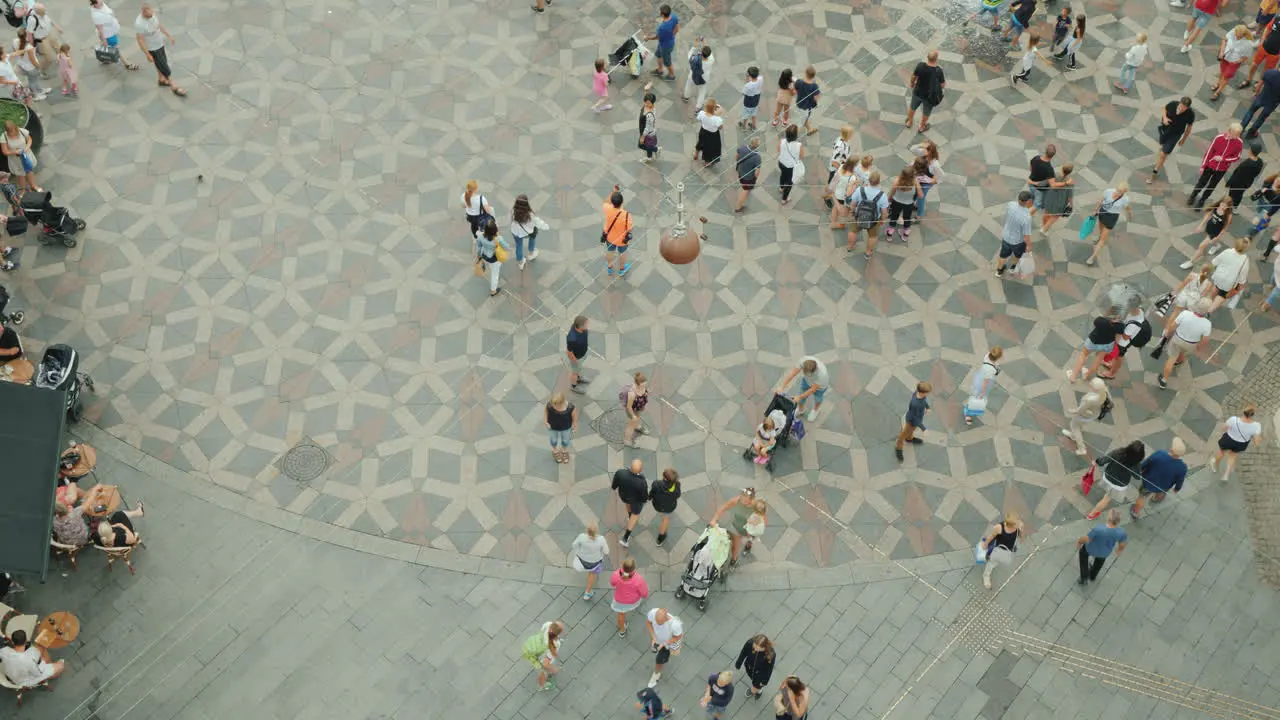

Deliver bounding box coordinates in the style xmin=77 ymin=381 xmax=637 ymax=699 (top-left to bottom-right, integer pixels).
xmin=604 ymin=211 xmax=621 ymax=234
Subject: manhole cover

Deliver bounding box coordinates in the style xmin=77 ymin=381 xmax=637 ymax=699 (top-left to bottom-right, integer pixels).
xmin=591 ymin=407 xmax=630 ymax=447
xmin=276 ymin=438 xmax=333 ymax=485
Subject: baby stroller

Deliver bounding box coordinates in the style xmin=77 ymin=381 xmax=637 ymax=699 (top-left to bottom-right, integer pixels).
xmin=20 ymin=191 xmax=87 ymax=248
xmin=673 ymin=525 xmax=730 ymax=611
xmin=607 ymin=32 xmax=651 ymax=79
xmin=34 ymin=344 xmax=95 ymax=422
xmin=741 ymin=393 xmax=801 ymax=473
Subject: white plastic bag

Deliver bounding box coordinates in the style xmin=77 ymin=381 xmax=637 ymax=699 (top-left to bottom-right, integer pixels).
xmin=792 ymin=159 xmax=806 ymax=184
xmin=1015 ymin=253 xmax=1035 ymax=277
xmin=974 ymin=542 xmax=986 ymax=565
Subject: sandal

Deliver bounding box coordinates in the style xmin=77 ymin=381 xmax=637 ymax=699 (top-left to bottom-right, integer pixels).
xmin=919 ymin=122 xmax=930 ymax=132
xmin=172 ymin=87 xmax=187 ymax=97
xmin=124 ymin=62 xmax=139 ymax=71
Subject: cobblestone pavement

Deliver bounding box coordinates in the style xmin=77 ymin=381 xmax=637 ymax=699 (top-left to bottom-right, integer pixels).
xmin=6 ymin=430 xmax=1279 ymax=719
xmin=10 ymin=0 xmax=1280 ymax=575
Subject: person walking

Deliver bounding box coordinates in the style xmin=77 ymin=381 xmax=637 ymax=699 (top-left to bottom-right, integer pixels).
xmin=777 ymin=124 xmax=804 ymax=206
xmin=847 ymin=171 xmax=888 ymax=258
xmin=89 ymin=0 xmax=138 ymax=70
xmin=994 ymin=190 xmax=1034 ymax=277
xmin=613 ymin=458 xmax=648 ymax=547
xmin=1211 ymin=404 xmax=1264 ymax=480
xmin=701 ymin=671 xmax=735 ymax=718
xmin=1010 ymin=31 xmax=1048 ymax=85
xmin=735 ymin=634 xmax=776 ymax=700
xmin=1260 ymin=243 xmax=1280 ymax=312
xmin=711 ymin=487 xmax=765 ymax=565
xmin=778 ymin=356 xmax=829 ymax=422
xmin=545 ymin=392 xmax=578 ymax=464
xmin=693 ymin=99 xmax=724 ymax=166
xmin=905 ymin=50 xmax=945 ymax=133
xmin=1114 ymin=32 xmax=1148 ymax=94
xmin=56 ymin=41 xmax=75 ymax=96
xmin=602 ymin=184 xmax=634 ymax=277
xmin=474 ymin=219 xmax=508 ymax=297
xmin=964 ymin=346 xmax=1003 ymax=426
xmin=589 ymin=57 xmax=612 ymax=112
xmin=636 ymin=687 xmax=674 ymax=719
xmin=978 ymin=513 xmax=1022 ymax=589
xmin=571 ymin=521 xmax=609 ymax=600
xmin=639 ymin=89 xmax=659 ymax=162
xmin=1068 ymin=308 xmax=1121 ymax=381
xmin=734 ymin=137 xmax=762 ymax=213
xmin=1225 ymin=141 xmax=1265 ymax=206
xmin=1149 ymin=98 xmax=1196 ymax=183
xmin=461 ymin=180 xmax=494 ymax=238
xmin=1097 ymin=301 xmax=1151 ymax=378
xmin=894 ymin=381 xmax=932 ymax=462
xmin=1181 ymin=196 xmax=1234 ymax=269
xmin=1076 ymin=510 xmax=1127 ymax=585
xmin=682 ymin=41 xmax=713 ymax=112
xmin=885 ymin=166 xmax=921 ymax=241
xmin=1131 ymin=438 xmax=1188 ymax=519
xmin=1242 ymin=67 xmax=1280 ymax=138
xmin=911 ymin=141 xmax=943 ymax=217
xmin=964 ymin=0 xmax=1008 ymax=31
xmin=649 ymin=468 xmax=681 ymax=546
xmin=793 ymin=66 xmax=820 ymax=136
xmin=1039 ymin=163 xmax=1075 ymax=233
xmin=645 ymin=5 xmax=679 ymax=81
xmin=1189 ymin=123 xmax=1245 ymax=208
xmin=135 ymin=3 xmax=185 ymax=96
xmin=520 ymin=620 xmax=565 ymax=691
xmin=10 ymin=33 xmax=46 ymax=100
xmin=1084 ymin=183 xmax=1134 ymax=266
xmin=1181 ymin=0 xmax=1227 ymax=53
xmin=829 ymin=158 xmax=857 ymax=227
xmin=739 ymin=65 xmax=763 ymax=130
xmin=1156 ymin=297 xmax=1213 ymax=388
xmin=1153 ymin=267 xmax=1213 ymax=358
xmin=510 ymin=194 xmax=549 ymax=271
xmin=1243 ymin=16 xmax=1280 ymax=86
xmin=1208 ymin=237 xmax=1252 ymax=310
xmin=1084 ymin=439 xmax=1145 ymax=519
xmin=610 ymin=558 xmax=649 ymax=638
xmin=1210 ymin=25 xmax=1257 ymax=101
xmin=566 ymin=315 xmax=589 ymax=393
xmin=1053 ymin=13 xmax=1086 ymax=69
xmin=1250 ymin=0 xmax=1279 ymax=28
xmin=771 ymin=68 xmax=796 ymax=127
xmin=1062 ymin=377 xmax=1111 ymax=455
xmin=1027 ymin=145 xmax=1056 ymax=213
xmin=24 ymin=4 xmax=62 ymax=74
xmin=775 ymin=676 xmax=811 ymax=720
xmin=645 ymin=607 xmax=684 ymax=688
xmin=621 ymin=371 xmax=650 ymax=446
xmin=824 ymin=126 xmax=853 ymax=209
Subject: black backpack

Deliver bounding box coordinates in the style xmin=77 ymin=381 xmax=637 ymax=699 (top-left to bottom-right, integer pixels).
xmin=1097 ymin=396 xmax=1115 ymax=422
xmin=853 ymin=188 xmax=883 ymax=229
xmin=690 ymin=53 xmax=705 ymax=85
xmin=1127 ymin=317 xmax=1153 ymax=348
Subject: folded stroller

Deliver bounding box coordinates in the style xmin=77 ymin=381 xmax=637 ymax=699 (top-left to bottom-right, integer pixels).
xmin=20 ymin=190 xmax=87 ymax=248
xmin=0 ymin=284 xmax=23 ymax=325
xmin=741 ymin=393 xmax=801 ymax=473
xmin=673 ymin=525 xmax=730 ymax=611
xmin=34 ymin=344 xmax=95 ymax=422
xmin=607 ymin=32 xmax=651 ymax=78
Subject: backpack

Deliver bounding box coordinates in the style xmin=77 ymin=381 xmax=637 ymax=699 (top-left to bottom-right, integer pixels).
xmin=690 ymin=53 xmax=705 ymax=85
xmin=1127 ymin=318 xmax=1153 ymax=348
xmin=1097 ymin=396 xmax=1114 ymax=422
xmin=853 ymin=188 xmax=883 ymax=229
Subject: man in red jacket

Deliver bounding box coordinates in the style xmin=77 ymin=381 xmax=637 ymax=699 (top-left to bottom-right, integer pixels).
xmin=1189 ymin=122 xmax=1244 ymax=208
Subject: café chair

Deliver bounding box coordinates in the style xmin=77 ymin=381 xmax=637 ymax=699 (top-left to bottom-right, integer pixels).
xmin=96 ymin=537 xmax=144 ymax=575
xmin=49 ymin=538 xmax=86 ymax=572
xmin=0 ymin=605 xmax=37 ymax=640
xmin=0 ymin=670 xmax=51 ymax=707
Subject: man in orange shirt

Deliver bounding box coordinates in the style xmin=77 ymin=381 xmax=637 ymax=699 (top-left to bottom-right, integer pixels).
xmin=602 ymin=185 xmax=634 ymax=276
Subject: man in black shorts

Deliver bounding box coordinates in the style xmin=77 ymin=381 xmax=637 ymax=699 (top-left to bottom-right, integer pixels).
xmin=905 ymin=49 xmax=945 ymax=133
xmin=995 ymin=191 xmax=1034 ymax=277
xmin=733 ymin=137 xmax=761 ymax=213
xmin=1149 ymin=97 xmax=1195 ymax=183
xmin=612 ymin=458 xmax=647 ymax=547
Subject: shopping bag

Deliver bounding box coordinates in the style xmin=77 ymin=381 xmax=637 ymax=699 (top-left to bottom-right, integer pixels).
xmin=1080 ymin=465 xmax=1095 ymax=495
xmin=1014 ymin=253 xmax=1035 ymax=276
xmin=790 ymin=417 xmax=806 ymax=440
xmin=792 ymin=159 xmax=806 ymax=184
xmin=1227 ymin=291 xmax=1242 ymax=309
xmin=964 ymin=396 xmax=987 ymax=417
xmin=1078 ymin=214 xmax=1097 ymax=240
xmin=20 ymin=150 xmax=35 ymax=173
xmin=974 ymin=541 xmax=986 ymax=565
xmin=494 ymin=244 xmax=509 ymax=263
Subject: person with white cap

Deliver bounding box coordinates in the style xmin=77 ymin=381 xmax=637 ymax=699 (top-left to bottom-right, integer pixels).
xmin=1131 ymin=438 xmax=1188 ymax=519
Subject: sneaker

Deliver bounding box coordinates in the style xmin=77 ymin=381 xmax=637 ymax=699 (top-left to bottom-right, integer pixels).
xmin=903 ymin=227 xmax=912 ymax=237
xmin=539 ymin=681 xmax=556 ymax=692
xmin=619 ymin=532 xmax=631 ymax=548
xmin=518 ymin=259 xmax=527 ymax=270
xmin=570 ymin=383 xmax=584 ymax=394
xmin=0 ymin=247 xmax=13 ymax=257
xmin=1207 ymin=243 xmax=1221 ymax=254
xmin=1209 ymin=456 xmax=1219 ymax=472
xmin=995 ymin=265 xmax=1006 ymax=276
xmin=908 ymin=438 xmax=923 ymax=445
xmin=35 ymin=91 xmax=49 ymax=100
xmin=1130 ymin=508 xmax=1141 ymax=520
xmin=742 ymin=541 xmax=753 ymax=555
xmin=1170 ymin=0 xmax=1185 ymax=4
xmin=1179 ymin=260 xmax=1194 ymax=270
xmin=607 ymin=266 xmax=615 ymax=276
xmin=61 ymin=88 xmax=69 ymax=96
xmin=1061 ymin=429 xmax=1073 ymax=438
xmin=577 ymin=375 xmax=590 ymax=384
xmin=601 ymin=104 xmax=612 ymax=111
xmin=1086 ymin=510 xmax=1101 ymax=520
xmin=1182 ymin=29 xmax=1190 ymax=40
xmin=1157 ymin=375 xmax=1168 ymax=389
xmin=895 ymin=448 xmax=904 ymax=462
xmin=583 ymin=591 xmax=593 ymax=600
xmin=619 ymin=628 xmax=627 ymax=638
xmin=1 ymin=261 xmax=17 ymax=272
xmin=656 ymin=532 xmax=667 ymax=546
xmin=1078 ymin=577 xmax=1089 ymax=585
xmin=635 ymin=423 xmax=648 ymax=435
xmin=647 ymin=672 xmax=662 ymax=688
xmin=806 ymin=409 xmax=818 ymax=422
xmin=618 ymin=263 xmax=632 ymax=277
xmin=1180 ymin=44 xmax=1192 ymax=53
xmin=886 ymin=227 xmax=895 ymax=237
xmin=529 ymin=249 xmax=539 ymax=260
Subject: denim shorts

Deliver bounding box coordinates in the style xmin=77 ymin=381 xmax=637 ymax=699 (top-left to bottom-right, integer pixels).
xmin=548 ymin=429 xmax=572 ymax=448
xmin=1266 ymin=285 xmax=1280 ymax=307
xmin=657 ymin=44 xmax=673 ymax=66
xmin=741 ymin=105 xmax=759 ymax=119
xmin=568 ymin=354 xmax=584 ymax=374
xmin=800 ymin=377 xmax=827 ymax=403
xmin=606 ymin=241 xmax=627 ymax=253
xmin=1192 ymin=8 xmax=1212 ymax=27
xmin=1084 ymin=340 xmax=1113 ymax=353
xmin=1010 ymin=16 xmax=1026 ymax=31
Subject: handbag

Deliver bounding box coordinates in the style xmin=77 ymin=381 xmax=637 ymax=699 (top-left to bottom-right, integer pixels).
xmin=792 ymin=159 xmax=806 ymax=184
xmin=1080 ymin=465 xmax=1095 ymax=495
xmin=473 ymin=258 xmax=485 ymax=277
xmin=1078 ymin=214 xmax=1097 ymax=240
xmin=1014 ymin=253 xmax=1035 ymax=276
xmin=494 ymin=243 xmax=509 ymax=263
xmin=639 ymin=134 xmax=658 ymax=152
xmin=964 ymin=396 xmax=987 ymax=416
xmin=19 ymin=149 xmax=34 ymax=173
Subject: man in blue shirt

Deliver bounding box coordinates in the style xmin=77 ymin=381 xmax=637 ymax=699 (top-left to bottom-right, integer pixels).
xmin=894 ymin=381 xmax=931 ymax=462
xmin=1077 ymin=509 xmax=1127 ymax=584
xmin=1242 ymin=67 xmax=1280 ymax=138
xmin=645 ymin=4 xmax=679 ymax=81
xmin=1131 ymin=438 xmax=1187 ymax=519
xmin=793 ymin=66 xmax=821 ymax=135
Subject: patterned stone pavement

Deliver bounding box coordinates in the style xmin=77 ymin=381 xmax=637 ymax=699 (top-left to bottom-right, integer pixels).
xmin=11 ymin=0 xmax=1280 ymax=571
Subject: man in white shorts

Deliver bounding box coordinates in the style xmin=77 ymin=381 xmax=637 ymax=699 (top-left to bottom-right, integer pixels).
xmin=1157 ymin=298 xmax=1212 ymax=389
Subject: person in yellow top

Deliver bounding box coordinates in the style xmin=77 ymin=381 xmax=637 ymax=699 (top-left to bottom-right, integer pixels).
xmin=602 ymin=185 xmax=635 ymax=276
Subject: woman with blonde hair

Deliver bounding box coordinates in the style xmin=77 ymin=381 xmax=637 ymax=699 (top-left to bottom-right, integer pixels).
xmin=978 ymin=512 xmax=1022 ymax=589
xmin=570 ymin=521 xmax=609 ymax=600
xmin=711 ymin=488 xmax=765 ymax=565
xmin=1085 ymin=182 xmax=1133 ymax=266
xmin=93 ymin=501 xmax=146 ymax=548
xmin=1062 ymin=377 xmax=1110 ymax=455
xmin=1210 ymin=26 xmax=1257 ymax=100
xmin=460 ymin=179 xmax=494 ymax=238
xmin=622 ymin=371 xmax=650 ymax=446
xmin=545 ymin=391 xmax=578 ymax=463
xmin=1212 ymin=404 xmax=1264 ymax=480
xmin=1151 ymin=264 xmax=1214 ymax=359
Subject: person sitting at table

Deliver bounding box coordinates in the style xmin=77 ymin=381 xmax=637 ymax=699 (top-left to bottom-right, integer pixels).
xmin=92 ymin=501 xmax=146 ymax=548
xmin=51 ymin=502 xmax=90 ymax=547
xmin=54 ymin=444 xmax=97 ymax=506
xmin=0 ymin=325 xmax=21 ymax=366
xmin=0 ymin=630 xmax=65 ymax=688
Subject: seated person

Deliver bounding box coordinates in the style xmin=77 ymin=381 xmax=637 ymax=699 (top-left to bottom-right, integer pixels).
xmin=0 ymin=630 xmax=65 ymax=688
xmin=0 ymin=571 xmax=21 ymax=599
xmin=749 ymin=417 xmax=780 ymax=462
xmin=93 ymin=501 xmax=146 ymax=548
xmin=55 ymin=444 xmax=98 ymax=506
xmin=51 ymin=502 xmax=90 ymax=547
xmin=0 ymin=325 xmax=21 ymax=366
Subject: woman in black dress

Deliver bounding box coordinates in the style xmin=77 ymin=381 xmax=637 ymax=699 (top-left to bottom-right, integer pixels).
xmin=693 ymin=98 xmax=724 ymax=166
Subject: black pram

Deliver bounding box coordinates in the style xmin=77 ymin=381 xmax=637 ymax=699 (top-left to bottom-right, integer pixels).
xmin=19 ymin=190 xmax=87 ymax=248
xmin=34 ymin=344 xmax=95 ymax=422
xmin=741 ymin=394 xmax=799 ymax=473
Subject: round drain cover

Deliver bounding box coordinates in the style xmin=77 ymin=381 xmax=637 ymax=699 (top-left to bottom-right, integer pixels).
xmin=280 ymin=444 xmax=330 ymax=483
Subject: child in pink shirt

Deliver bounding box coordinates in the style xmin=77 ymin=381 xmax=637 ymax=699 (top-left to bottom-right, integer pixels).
xmin=609 ymin=559 xmax=649 ymax=637
xmin=57 ymin=43 xmax=77 ymax=96
xmin=591 ymin=58 xmax=611 ymax=112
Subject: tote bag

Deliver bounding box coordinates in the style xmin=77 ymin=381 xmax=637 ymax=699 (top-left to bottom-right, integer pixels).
xmin=1078 ymin=214 xmax=1097 ymax=240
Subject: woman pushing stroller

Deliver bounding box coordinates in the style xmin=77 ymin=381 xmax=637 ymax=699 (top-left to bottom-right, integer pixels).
xmin=711 ymin=488 xmax=768 ymax=566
